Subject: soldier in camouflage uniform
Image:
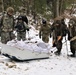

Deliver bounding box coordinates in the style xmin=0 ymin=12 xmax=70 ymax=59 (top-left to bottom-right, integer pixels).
xmin=68 ymin=19 xmax=76 ymax=57
xmin=19 ymin=8 xmax=28 ymax=25
xmin=0 ymin=7 xmax=15 ymax=44
xmin=51 ymin=20 xmax=63 ymax=55
xmin=15 ymin=16 xmax=29 ymax=41
xmin=39 ymin=19 xmax=51 ymax=43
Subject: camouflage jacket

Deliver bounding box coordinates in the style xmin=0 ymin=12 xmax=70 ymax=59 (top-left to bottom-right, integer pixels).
xmin=39 ymin=24 xmax=51 ymax=36
xmin=68 ymin=19 xmax=76 ymax=40
xmin=0 ymin=14 xmax=14 ymax=32
xmin=51 ymin=22 xmax=63 ymax=41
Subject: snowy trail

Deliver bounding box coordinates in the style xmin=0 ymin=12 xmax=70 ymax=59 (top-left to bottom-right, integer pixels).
xmin=0 ymin=23 xmax=76 ymax=75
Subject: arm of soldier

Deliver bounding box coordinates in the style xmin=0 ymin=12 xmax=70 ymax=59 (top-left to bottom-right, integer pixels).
xmin=12 ymin=17 xmax=15 ymax=30
xmin=39 ymin=26 xmax=42 ymax=39
xmin=57 ymin=36 xmax=62 ymax=41
xmin=67 ymin=27 xmax=73 ymax=40
xmin=39 ymin=30 xmax=41 ymax=39
xmin=0 ymin=16 xmax=3 ymax=28
xmin=48 ymin=25 xmax=52 ymax=38
xmin=57 ymin=28 xmax=63 ymax=41
xmin=24 ymin=22 xmax=30 ymax=31
xmin=50 ymin=24 xmax=55 ymax=32
xmin=50 ymin=24 xmax=55 ymax=38
xmin=14 ymin=21 xmax=19 ymax=32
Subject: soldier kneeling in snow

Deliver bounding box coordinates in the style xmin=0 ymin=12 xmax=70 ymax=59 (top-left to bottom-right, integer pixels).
xmin=15 ymin=16 xmax=29 ymax=41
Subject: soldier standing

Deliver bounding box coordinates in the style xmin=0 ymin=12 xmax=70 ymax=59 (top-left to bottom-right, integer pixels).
xmin=19 ymin=8 xmax=28 ymax=25
xmin=0 ymin=7 xmax=15 ymax=44
xmin=68 ymin=19 xmax=76 ymax=57
xmin=51 ymin=20 xmax=63 ymax=55
xmin=15 ymin=16 xmax=29 ymax=41
xmin=39 ymin=19 xmax=51 ymax=43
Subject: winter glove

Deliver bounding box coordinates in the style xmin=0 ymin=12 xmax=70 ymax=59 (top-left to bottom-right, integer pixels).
xmin=39 ymin=35 xmax=41 ymax=39
xmin=50 ymin=33 xmax=51 ymax=38
xmin=27 ymin=28 xmax=29 ymax=31
xmin=39 ymin=31 xmax=41 ymax=39
xmin=57 ymin=36 xmax=62 ymax=41
xmin=68 ymin=36 xmax=72 ymax=40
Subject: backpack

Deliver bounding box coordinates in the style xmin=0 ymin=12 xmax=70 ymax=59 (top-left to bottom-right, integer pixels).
xmin=15 ymin=21 xmax=26 ymax=32
xmin=17 ymin=15 xmax=28 ymax=24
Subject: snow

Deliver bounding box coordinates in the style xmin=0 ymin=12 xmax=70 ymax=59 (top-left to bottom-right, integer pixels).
xmin=0 ymin=20 xmax=76 ymax=75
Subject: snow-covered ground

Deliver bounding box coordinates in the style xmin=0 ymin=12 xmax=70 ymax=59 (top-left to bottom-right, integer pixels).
xmin=0 ymin=19 xmax=76 ymax=75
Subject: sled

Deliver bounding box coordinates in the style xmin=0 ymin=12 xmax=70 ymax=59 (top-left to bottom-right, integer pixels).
xmin=0 ymin=43 xmax=49 ymax=61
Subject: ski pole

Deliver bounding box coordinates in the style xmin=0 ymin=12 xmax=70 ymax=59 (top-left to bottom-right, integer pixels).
xmin=27 ymin=31 xmax=30 ymax=40
xmin=65 ymin=36 xmax=68 ymax=56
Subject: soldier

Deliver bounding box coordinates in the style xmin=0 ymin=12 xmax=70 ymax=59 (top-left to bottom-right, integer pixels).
xmin=68 ymin=19 xmax=76 ymax=57
xmin=18 ymin=8 xmax=28 ymax=25
xmin=51 ymin=20 xmax=63 ymax=55
xmin=15 ymin=16 xmax=29 ymax=41
xmin=0 ymin=7 xmax=15 ymax=44
xmin=39 ymin=19 xmax=51 ymax=43
xmin=61 ymin=18 xmax=68 ymax=37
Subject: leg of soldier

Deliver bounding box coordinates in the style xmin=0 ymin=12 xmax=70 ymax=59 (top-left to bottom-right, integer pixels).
xmin=17 ymin=32 xmax=21 ymax=41
xmin=1 ymin=32 xmax=7 ymax=44
xmin=21 ymin=32 xmax=26 ymax=41
xmin=54 ymin=40 xmax=62 ymax=55
xmin=70 ymin=41 xmax=76 ymax=57
xmin=43 ymin=36 xmax=49 ymax=43
xmin=45 ymin=35 xmax=49 ymax=43
xmin=42 ymin=36 xmax=46 ymax=43
xmin=9 ymin=32 xmax=15 ymax=40
xmin=1 ymin=32 xmax=10 ymax=44
xmin=42 ymin=35 xmax=49 ymax=43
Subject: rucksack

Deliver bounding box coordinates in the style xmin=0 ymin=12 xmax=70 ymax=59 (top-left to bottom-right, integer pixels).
xmin=17 ymin=15 xmax=28 ymax=24
xmin=15 ymin=21 xmax=26 ymax=32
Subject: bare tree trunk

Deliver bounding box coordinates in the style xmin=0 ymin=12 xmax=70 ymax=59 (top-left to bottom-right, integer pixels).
xmin=59 ymin=0 xmax=65 ymax=15
xmin=56 ymin=0 xmax=60 ymax=16
xmin=52 ymin=0 xmax=60 ymax=18
xmin=52 ymin=0 xmax=66 ymax=18
xmin=0 ymin=0 xmax=4 ymax=12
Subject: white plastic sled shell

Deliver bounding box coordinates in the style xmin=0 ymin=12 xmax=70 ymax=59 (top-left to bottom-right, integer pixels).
xmin=0 ymin=43 xmax=49 ymax=61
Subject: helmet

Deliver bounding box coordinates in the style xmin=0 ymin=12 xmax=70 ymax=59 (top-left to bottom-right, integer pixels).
xmin=17 ymin=16 xmax=23 ymax=20
xmin=55 ymin=20 xmax=61 ymax=24
xmin=42 ymin=19 xmax=46 ymax=24
xmin=6 ymin=7 xmax=14 ymax=13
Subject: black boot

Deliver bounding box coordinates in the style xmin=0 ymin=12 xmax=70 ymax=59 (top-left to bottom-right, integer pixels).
xmin=54 ymin=51 xmax=61 ymax=55
xmin=52 ymin=42 xmax=56 ymax=47
xmin=69 ymin=54 xmax=75 ymax=57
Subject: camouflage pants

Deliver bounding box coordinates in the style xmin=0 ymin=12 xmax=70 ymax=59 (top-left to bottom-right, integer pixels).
xmin=53 ymin=38 xmax=63 ymax=53
xmin=42 ymin=34 xmax=49 ymax=43
xmin=1 ymin=31 xmax=15 ymax=44
xmin=17 ymin=32 xmax=26 ymax=41
xmin=56 ymin=40 xmax=62 ymax=52
xmin=70 ymin=40 xmax=76 ymax=54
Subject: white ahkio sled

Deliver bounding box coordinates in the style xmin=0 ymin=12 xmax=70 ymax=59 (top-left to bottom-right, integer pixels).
xmin=0 ymin=43 xmax=49 ymax=61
